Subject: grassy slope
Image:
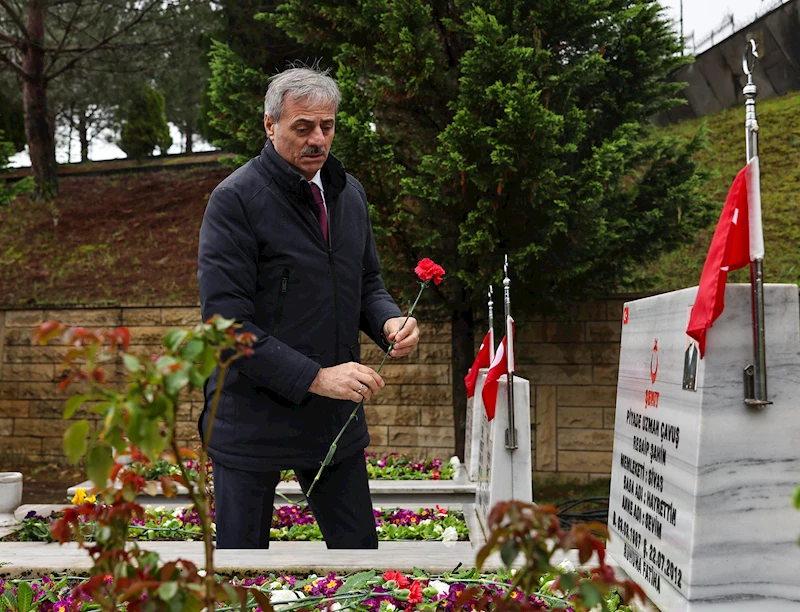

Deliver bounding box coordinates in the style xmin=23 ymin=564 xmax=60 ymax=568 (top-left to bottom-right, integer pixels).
xmin=635 ymin=91 xmax=800 ymax=291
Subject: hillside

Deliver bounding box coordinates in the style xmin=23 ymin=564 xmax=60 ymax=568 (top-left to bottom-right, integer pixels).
xmin=633 ymin=91 xmax=800 ymax=291
xmin=0 ymin=166 xmax=230 ymax=307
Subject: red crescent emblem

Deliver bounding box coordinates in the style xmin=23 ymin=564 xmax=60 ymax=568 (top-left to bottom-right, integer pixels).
xmin=650 ymin=339 xmax=659 ymax=384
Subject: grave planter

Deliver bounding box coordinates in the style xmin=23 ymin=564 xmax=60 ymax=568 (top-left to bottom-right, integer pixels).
xmin=0 ymin=472 xmax=23 ymax=526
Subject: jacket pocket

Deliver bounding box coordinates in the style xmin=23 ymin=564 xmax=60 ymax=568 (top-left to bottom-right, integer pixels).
xmin=272 ymin=268 xmax=291 ymax=333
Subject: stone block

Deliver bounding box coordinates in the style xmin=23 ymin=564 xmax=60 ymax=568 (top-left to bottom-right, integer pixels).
xmin=557 ymin=450 xmax=612 ymax=473
xmin=379 ymin=363 xmax=449 ymax=385
xmin=593 ymin=365 xmax=619 ymax=384
xmin=122 ymin=308 xmax=163 ymax=326
xmin=535 ymin=385 xmax=557 ymax=471
xmin=603 ymin=407 xmax=615 ymax=429
xmin=364 ymin=404 xmax=421 ymax=426
xmin=4 ymin=310 xmax=46 ymax=327
xmin=0 ymin=400 xmax=30 ymax=417
xmin=544 ymin=322 xmax=585 ymax=343
xmin=388 ymin=426 xmax=454 ymax=447
xmin=567 ymin=302 xmax=608 ymax=321
xmin=0 ymin=381 xmax=63 ymax=400
xmin=558 ymin=385 xmax=616 ymax=407
xmin=557 ymin=407 xmax=604 ymax=429
xmin=14 ymin=418 xmax=71 ymax=438
xmin=3 ymin=346 xmax=71 ymax=364
xmin=424 ymin=446 xmax=456 ymax=460
xmin=533 ymin=472 xmax=590 ymax=489
xmin=516 ymin=323 xmax=545 ymax=342
xmin=3 ymin=363 xmax=55 ymax=382
xmin=417 ymin=343 xmax=450 ymax=364
xmin=557 ymin=428 xmax=614 ymax=452
xmin=585 ymin=321 xmax=621 ymax=343
xmin=419 ymin=323 xmax=451 ymax=343
xmin=396 ymin=384 xmax=451 ymax=406
xmin=162 ymin=307 xmax=202 ymax=326
xmin=0 ymin=418 xmax=12 ymax=436
xmin=128 ymin=327 xmax=170 ymax=345
xmin=516 ymin=364 xmax=593 ymax=385
xmin=44 ymin=309 xmax=122 ymax=326
xmin=175 ymin=420 xmax=200 ymax=442
xmin=30 ymin=400 xmax=70 ymax=419
xmin=0 ymin=435 xmax=43 ymax=455
xmin=3 ymin=328 xmax=37 ymax=346
xmin=366 ymin=425 xmax=389 ymax=446
xmin=419 ymin=405 xmax=454 ymax=427
xmin=586 ymin=344 xmax=620 ymax=364
xmin=519 ymin=344 xmax=592 ymax=365
xmin=365 ymin=385 xmax=402 ymax=405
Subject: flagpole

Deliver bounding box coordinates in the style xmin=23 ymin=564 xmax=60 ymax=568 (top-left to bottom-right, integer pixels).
xmin=488 ymin=285 xmax=495 ymax=363
xmin=742 ymin=39 xmax=770 ymax=408
xmin=503 ymin=255 xmax=518 ymax=450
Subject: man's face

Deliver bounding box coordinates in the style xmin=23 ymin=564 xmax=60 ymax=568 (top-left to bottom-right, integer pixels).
xmin=264 ymin=95 xmax=336 ymax=181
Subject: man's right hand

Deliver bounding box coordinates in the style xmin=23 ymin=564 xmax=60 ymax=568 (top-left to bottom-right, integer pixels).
xmin=308 ymin=362 xmax=384 ymax=403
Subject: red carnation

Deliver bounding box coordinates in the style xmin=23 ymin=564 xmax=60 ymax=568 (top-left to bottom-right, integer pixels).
xmin=408 ymin=580 xmax=423 ymax=604
xmin=383 ymin=570 xmax=410 ymax=588
xmin=414 ymin=258 xmax=445 ymax=285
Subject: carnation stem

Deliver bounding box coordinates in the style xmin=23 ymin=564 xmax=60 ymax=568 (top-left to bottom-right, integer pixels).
xmin=305 ymin=282 xmax=428 ymax=497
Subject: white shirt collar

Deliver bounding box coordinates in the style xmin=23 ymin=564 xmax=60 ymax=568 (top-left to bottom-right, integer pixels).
xmin=309 ymin=170 xmax=324 ymax=198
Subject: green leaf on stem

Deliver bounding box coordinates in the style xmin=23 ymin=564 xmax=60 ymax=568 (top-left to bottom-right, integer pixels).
xmin=181 ymin=339 xmax=204 ymax=361
xmin=199 ymin=345 xmax=217 ymax=378
xmin=213 ymin=316 xmax=236 ymax=331
xmin=157 ymin=581 xmax=179 ymax=601
xmin=63 ymin=420 xmax=90 ymax=464
xmin=163 ymin=329 xmax=189 ymax=352
xmin=339 ymin=570 xmax=376 ymax=594
xmin=579 ymin=581 xmax=604 ymax=609
xmin=15 ymin=581 xmax=33 ymax=612
xmin=122 ymin=353 xmax=141 ymax=373
xmin=188 ymin=366 xmax=206 ymax=388
xmin=86 ymin=443 xmax=114 ymax=489
xmin=500 ymin=539 xmax=519 ymax=567
xmin=164 ymin=367 xmax=190 ymax=396
xmin=63 ymin=394 xmax=89 ymax=419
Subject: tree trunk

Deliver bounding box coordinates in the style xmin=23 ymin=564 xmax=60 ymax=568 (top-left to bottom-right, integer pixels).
xmin=78 ymin=111 xmax=89 ymax=162
xmin=184 ymin=123 xmax=193 ymax=154
xmin=22 ymin=0 xmax=58 ymax=200
xmin=451 ymin=283 xmax=475 ymax=460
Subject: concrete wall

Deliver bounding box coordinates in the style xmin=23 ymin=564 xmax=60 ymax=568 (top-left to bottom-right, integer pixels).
xmin=0 ymin=302 xmax=628 ymax=482
xmin=658 ymin=0 xmax=800 ymax=124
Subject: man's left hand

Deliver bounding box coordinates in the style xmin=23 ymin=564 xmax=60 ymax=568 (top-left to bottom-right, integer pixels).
xmin=383 ymin=317 xmax=419 ymax=357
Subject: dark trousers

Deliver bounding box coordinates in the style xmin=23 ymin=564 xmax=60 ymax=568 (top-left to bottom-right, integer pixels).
xmin=212 ymin=452 xmax=378 ymax=549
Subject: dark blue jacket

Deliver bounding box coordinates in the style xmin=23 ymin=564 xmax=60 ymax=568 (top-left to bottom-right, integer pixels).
xmin=197 ymin=141 xmax=402 ymax=471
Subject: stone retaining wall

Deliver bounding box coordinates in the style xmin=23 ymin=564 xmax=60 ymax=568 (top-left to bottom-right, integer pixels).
xmin=0 ymin=302 xmax=627 ymax=482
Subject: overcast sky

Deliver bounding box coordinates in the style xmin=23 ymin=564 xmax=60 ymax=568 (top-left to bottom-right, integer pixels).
xmin=659 ymin=0 xmax=784 ymax=52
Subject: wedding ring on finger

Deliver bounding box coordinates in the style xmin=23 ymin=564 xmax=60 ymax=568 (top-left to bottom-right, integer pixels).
xmin=357 ymin=383 xmax=365 ymax=394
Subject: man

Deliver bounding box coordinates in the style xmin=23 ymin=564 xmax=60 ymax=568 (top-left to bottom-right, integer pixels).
xmin=197 ymin=66 xmax=419 ymax=549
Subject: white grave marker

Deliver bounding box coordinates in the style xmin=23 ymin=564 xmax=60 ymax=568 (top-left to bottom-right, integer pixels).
xmin=473 ymin=373 xmax=532 ymax=533
xmin=607 ymin=284 xmax=800 ymax=611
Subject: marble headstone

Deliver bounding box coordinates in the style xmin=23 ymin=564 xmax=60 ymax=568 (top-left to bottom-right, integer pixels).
xmin=607 ymin=284 xmax=800 ymax=611
xmin=474 ymin=373 xmax=533 ymax=534
xmin=465 ymin=368 xmax=489 ymax=482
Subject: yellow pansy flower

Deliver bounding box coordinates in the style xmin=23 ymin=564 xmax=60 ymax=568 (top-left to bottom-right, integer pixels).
xmin=71 ymin=488 xmax=97 ymax=505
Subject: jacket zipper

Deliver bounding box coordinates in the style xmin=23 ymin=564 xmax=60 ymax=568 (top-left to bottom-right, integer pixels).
xmin=328 ymin=221 xmax=340 ymax=365
xmin=274 ymin=268 xmax=290 ymax=331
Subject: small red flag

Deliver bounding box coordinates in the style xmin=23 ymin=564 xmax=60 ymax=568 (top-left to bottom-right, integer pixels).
xmin=687 ymin=157 xmax=763 ymax=357
xmin=482 ymin=328 xmax=515 ymax=421
xmin=464 ymin=331 xmax=492 ymax=398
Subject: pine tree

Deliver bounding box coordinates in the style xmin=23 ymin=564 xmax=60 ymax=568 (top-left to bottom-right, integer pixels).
xmin=117 ymin=83 xmax=172 ymax=159
xmin=222 ymin=0 xmax=711 ymax=456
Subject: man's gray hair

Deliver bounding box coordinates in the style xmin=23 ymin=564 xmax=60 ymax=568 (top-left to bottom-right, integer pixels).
xmin=264 ymin=67 xmax=341 ymax=122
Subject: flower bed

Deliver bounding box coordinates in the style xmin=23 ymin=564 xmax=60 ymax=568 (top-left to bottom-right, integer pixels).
xmin=0 ymin=567 xmax=634 ymax=612
xmin=122 ymin=452 xmax=456 ymax=484
xmin=1 ymin=506 xmax=467 ymax=544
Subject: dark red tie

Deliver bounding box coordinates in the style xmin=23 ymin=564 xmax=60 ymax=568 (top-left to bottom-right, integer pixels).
xmin=309 ymin=183 xmax=328 ymax=242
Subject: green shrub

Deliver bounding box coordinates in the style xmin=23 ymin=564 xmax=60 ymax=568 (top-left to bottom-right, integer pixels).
xmin=117 ymin=83 xmax=172 ymax=159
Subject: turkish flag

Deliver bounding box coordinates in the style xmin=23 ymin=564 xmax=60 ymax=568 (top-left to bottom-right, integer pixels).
xmin=687 ymin=157 xmax=764 ymax=357
xmin=481 ymin=323 xmax=515 ymax=420
xmin=464 ymin=331 xmax=492 ymax=398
